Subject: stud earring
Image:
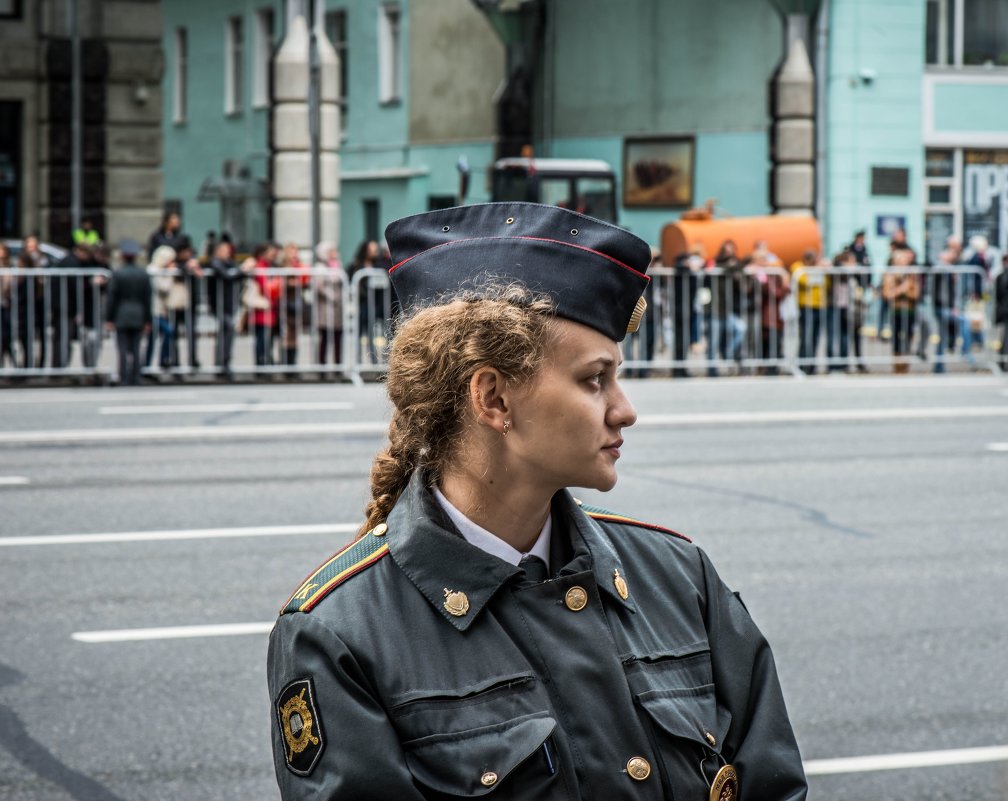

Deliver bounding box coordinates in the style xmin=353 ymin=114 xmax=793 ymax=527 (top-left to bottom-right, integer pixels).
xmin=502 ymin=419 xmax=512 ymax=437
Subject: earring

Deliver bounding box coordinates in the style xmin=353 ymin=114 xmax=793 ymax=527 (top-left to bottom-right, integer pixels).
xmin=502 ymin=419 xmax=512 ymax=437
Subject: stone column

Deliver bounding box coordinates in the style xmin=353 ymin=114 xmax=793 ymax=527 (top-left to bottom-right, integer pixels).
xmin=271 ymin=10 xmax=340 ymax=249
xmin=772 ymin=37 xmax=815 ymax=216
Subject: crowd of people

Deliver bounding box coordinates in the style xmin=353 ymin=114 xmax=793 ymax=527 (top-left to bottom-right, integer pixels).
xmin=626 ymin=228 xmax=1008 ymax=376
xmin=3 ymin=215 xmax=1007 ymax=383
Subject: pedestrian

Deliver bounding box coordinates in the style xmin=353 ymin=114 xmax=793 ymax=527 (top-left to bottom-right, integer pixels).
xmin=790 ymin=248 xmax=827 ymax=374
xmin=105 ymin=238 xmax=152 ymax=385
xmin=53 ymin=241 xmax=95 ymax=370
xmin=20 ymin=234 xmax=49 ymax=368
xmin=996 ymin=253 xmax=1008 ymax=370
xmin=670 ymin=244 xmax=701 ymax=378
xmin=0 ymin=242 xmax=14 ymax=367
xmin=314 ymin=241 xmax=344 ymax=373
xmin=827 ymin=249 xmax=857 ymax=372
xmin=931 ymin=248 xmax=958 ymax=374
xmin=623 ymin=250 xmax=659 ymax=378
xmin=704 ymin=239 xmax=745 ymax=377
xmin=147 ymin=211 xmax=182 ymax=257
xmin=960 ymin=234 xmax=990 ymax=367
xmin=72 ymin=215 xmax=101 ymax=247
xmin=279 ymin=242 xmax=310 ymax=368
xmin=206 ymin=240 xmax=246 ymax=378
xmin=267 ymin=202 xmax=807 ymax=801
xmin=347 ymin=239 xmax=389 ymax=366
xmin=882 ymin=248 xmax=920 ymax=373
xmin=848 ymin=229 xmax=872 ymax=268
xmin=146 ymin=245 xmax=178 ymax=371
xmin=250 ymin=242 xmax=282 ymax=368
xmin=752 ymin=245 xmax=790 ymax=375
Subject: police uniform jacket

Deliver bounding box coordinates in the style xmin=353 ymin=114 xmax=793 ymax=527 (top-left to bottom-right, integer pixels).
xmin=268 ymin=471 xmax=807 ymax=801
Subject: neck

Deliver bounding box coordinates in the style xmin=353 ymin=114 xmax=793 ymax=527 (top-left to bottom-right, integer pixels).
xmin=438 ymin=464 xmax=554 ymax=553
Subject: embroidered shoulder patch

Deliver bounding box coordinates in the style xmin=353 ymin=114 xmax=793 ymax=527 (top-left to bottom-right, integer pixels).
xmin=276 ymin=678 xmax=325 ymax=776
xmin=281 ymin=528 xmax=390 ymax=615
xmin=578 ymin=501 xmax=692 ymax=543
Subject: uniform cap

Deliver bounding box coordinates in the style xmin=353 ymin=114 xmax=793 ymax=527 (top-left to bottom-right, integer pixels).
xmin=385 ymin=203 xmax=651 ymax=342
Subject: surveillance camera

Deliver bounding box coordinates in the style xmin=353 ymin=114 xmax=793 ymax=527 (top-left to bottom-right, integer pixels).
xmin=858 ymin=68 xmax=877 ymax=85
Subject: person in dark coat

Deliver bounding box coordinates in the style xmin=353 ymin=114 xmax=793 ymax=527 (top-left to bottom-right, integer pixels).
xmin=105 ymin=238 xmax=152 ymax=385
xmin=147 ymin=211 xmax=182 ymax=257
xmin=205 ymin=239 xmax=249 ymax=378
xmin=671 ymin=245 xmax=701 ymax=377
xmin=268 ymin=203 xmax=807 ymax=801
xmin=996 ymin=254 xmax=1008 ymax=370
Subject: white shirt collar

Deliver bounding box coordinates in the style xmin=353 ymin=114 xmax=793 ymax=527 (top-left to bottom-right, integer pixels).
xmin=432 ymin=486 xmax=552 ymax=569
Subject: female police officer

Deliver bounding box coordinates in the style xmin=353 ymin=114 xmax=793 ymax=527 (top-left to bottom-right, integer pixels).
xmin=268 ymin=203 xmax=807 ymax=801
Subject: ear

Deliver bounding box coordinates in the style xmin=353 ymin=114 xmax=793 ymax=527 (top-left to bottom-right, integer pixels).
xmin=468 ymin=367 xmax=511 ymax=435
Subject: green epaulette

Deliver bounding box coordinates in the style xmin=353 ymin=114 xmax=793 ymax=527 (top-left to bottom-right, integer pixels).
xmin=577 ymin=500 xmax=691 ymax=543
xmin=280 ymin=523 xmax=391 ymax=615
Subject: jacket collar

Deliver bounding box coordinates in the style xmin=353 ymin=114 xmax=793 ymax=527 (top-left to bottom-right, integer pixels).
xmin=387 ymin=472 xmax=635 ymax=631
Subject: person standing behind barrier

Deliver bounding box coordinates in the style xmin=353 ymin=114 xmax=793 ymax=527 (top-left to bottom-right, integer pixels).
xmin=882 ymin=248 xmax=920 ymax=373
xmin=279 ymin=242 xmax=311 ymax=369
xmin=960 ymin=235 xmax=991 ymax=367
xmin=0 ymin=243 xmax=14 ymax=367
xmin=703 ymin=240 xmax=743 ymax=377
xmin=172 ymin=236 xmax=204 ymax=371
xmin=206 ymin=240 xmax=246 ymax=379
xmin=104 ymin=238 xmax=152 ymax=386
xmin=931 ymin=248 xmax=958 ymax=374
xmin=670 ymin=246 xmax=701 ymax=378
xmin=348 ymin=240 xmax=388 ymax=365
xmin=146 ymin=245 xmax=178 ymax=370
xmin=52 ymin=241 xmax=92 ymax=369
xmin=623 ymin=251 xmax=660 ymax=378
xmin=752 ymin=245 xmax=790 ymax=376
xmin=251 ymin=242 xmax=282 ymax=368
xmin=21 ymin=235 xmax=49 ymax=368
xmin=790 ymin=249 xmax=828 ymax=374
xmin=147 ymin=211 xmax=182 ymax=256
xmin=79 ymin=243 xmax=112 ymax=369
xmin=314 ymin=241 xmax=344 ymax=373
xmin=827 ymin=249 xmax=860 ymax=372
xmin=996 ymin=253 xmax=1008 ymax=370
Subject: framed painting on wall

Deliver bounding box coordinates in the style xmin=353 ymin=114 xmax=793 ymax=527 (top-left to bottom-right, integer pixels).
xmin=622 ymin=136 xmax=695 ymax=208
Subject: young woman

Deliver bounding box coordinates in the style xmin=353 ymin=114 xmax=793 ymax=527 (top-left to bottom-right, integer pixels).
xmin=268 ymin=203 xmax=806 ymax=801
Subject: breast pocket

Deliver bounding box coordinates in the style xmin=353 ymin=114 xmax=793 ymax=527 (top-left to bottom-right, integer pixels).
xmin=390 ymin=673 xmax=562 ymax=800
xmin=624 ymin=645 xmax=732 ymax=797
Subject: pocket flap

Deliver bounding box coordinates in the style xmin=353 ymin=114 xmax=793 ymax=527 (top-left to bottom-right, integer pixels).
xmin=636 ymin=685 xmax=731 ymax=751
xmin=403 ymin=713 xmax=556 ymax=796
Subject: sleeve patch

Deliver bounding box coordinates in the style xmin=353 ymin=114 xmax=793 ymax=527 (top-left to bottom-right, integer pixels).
xmin=276 ymin=678 xmax=326 ymax=777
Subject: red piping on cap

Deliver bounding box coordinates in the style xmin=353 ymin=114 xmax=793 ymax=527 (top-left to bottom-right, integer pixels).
xmin=389 ymin=236 xmax=649 ymax=280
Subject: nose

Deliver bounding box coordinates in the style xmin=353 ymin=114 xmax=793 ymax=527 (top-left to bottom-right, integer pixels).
xmin=607 ymin=380 xmax=638 ymax=429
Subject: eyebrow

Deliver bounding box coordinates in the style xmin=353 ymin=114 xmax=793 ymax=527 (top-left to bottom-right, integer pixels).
xmin=583 ymin=355 xmax=622 ymax=370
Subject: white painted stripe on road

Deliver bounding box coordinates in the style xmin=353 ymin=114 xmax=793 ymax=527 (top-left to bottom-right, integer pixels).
xmin=0 ymin=476 xmax=29 ymax=485
xmin=3 ymin=405 xmax=1006 ymax=446
xmin=0 ymin=390 xmax=199 ymax=404
xmin=72 ymin=622 xmax=274 ymax=643
xmin=98 ymin=401 xmax=354 ymax=415
xmin=637 ymin=406 xmax=1008 ymax=427
xmin=0 ymin=522 xmax=358 ymax=547
xmin=988 ymin=442 xmax=1008 ymax=452
xmin=0 ymin=421 xmax=387 ymax=444
xmin=804 ymin=745 xmax=1008 ymax=775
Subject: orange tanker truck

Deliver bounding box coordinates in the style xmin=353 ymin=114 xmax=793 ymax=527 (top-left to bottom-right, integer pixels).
xmin=660 ymin=208 xmax=822 ymax=266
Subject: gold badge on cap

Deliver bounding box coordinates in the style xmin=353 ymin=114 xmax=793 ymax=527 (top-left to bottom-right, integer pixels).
xmin=626 ymin=296 xmax=647 ymax=334
xmin=443 ymin=588 xmax=470 ymax=617
xmin=613 ymin=569 xmax=629 ymax=600
xmin=709 ymin=764 xmax=739 ymax=801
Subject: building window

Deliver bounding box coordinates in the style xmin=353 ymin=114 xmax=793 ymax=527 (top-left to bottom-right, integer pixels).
xmin=225 ymin=16 xmax=244 ymax=114
xmin=363 ymin=198 xmax=380 ymax=243
xmin=926 ymin=0 xmax=1008 ymax=67
xmin=325 ymin=9 xmax=348 ymax=127
xmin=253 ymin=8 xmax=274 ymax=109
xmin=0 ymin=0 xmax=23 ymax=20
xmin=377 ymin=4 xmax=402 ymax=104
xmin=173 ymin=27 xmax=187 ymax=124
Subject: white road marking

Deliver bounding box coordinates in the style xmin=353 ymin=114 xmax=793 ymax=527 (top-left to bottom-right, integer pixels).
xmin=0 ymin=476 xmax=29 ymax=486
xmin=0 ymin=421 xmax=387 ymax=445
xmin=2 ymin=405 xmax=1006 ymax=446
xmin=98 ymin=401 xmax=354 ymax=415
xmin=0 ymin=522 xmax=358 ymax=547
xmin=988 ymin=442 xmax=1008 ymax=452
xmin=73 ymin=622 xmax=274 ymax=643
xmin=0 ymin=390 xmax=199 ymax=404
xmin=637 ymin=406 xmax=1008 ymax=427
xmin=804 ymin=744 xmax=1008 ymax=775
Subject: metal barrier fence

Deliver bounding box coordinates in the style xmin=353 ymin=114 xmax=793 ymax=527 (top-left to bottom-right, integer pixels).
xmin=623 ymin=264 xmax=1003 ymax=376
xmin=0 ymin=263 xmax=1002 ymax=383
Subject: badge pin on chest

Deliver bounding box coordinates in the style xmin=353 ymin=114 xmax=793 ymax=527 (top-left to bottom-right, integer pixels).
xmin=443 ymin=588 xmax=470 ymax=616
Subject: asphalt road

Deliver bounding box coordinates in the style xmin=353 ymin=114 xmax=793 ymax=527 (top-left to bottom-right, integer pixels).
xmin=1 ymin=374 xmax=1006 ymax=801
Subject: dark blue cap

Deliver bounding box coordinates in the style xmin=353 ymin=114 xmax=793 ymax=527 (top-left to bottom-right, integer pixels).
xmin=385 ymin=203 xmax=651 ymax=342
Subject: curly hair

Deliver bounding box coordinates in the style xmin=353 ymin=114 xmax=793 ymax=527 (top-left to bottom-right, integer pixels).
xmin=358 ymin=284 xmax=555 ymax=537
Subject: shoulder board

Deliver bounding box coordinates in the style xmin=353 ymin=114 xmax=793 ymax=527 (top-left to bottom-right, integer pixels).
xmin=578 ymin=501 xmax=692 ymax=543
xmin=280 ymin=527 xmax=390 ymax=615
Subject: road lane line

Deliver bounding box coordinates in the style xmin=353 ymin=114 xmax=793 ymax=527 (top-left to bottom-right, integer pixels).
xmin=73 ymin=622 xmax=274 ymax=643
xmin=988 ymin=442 xmax=1008 ymax=452
xmin=0 ymin=476 xmax=29 ymax=485
xmin=0 ymin=522 xmax=359 ymax=547
xmin=0 ymin=390 xmax=199 ymax=404
xmin=804 ymin=745 xmax=1008 ymax=775
xmin=0 ymin=421 xmax=387 ymax=444
xmin=637 ymin=406 xmax=1008 ymax=426
xmin=98 ymin=401 xmax=354 ymax=415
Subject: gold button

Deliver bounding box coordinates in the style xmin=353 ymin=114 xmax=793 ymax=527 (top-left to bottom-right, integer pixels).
xmin=704 ymin=730 xmax=717 ymax=747
xmin=371 ymin=523 xmax=388 ymax=537
xmin=626 ymin=756 xmax=651 ymax=780
xmin=564 ymin=586 xmax=588 ymax=611
xmin=480 ymin=771 xmax=497 ymax=786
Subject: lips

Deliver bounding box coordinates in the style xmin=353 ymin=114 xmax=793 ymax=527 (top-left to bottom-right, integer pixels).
xmin=603 ymin=438 xmax=624 ymax=456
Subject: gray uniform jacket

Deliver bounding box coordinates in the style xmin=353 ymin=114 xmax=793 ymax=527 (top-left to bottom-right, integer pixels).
xmin=268 ymin=471 xmax=807 ymax=800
